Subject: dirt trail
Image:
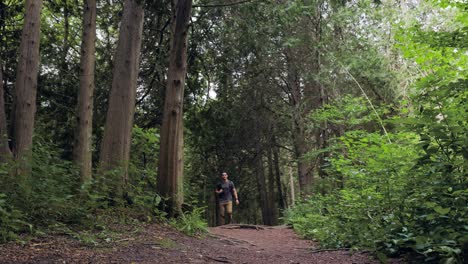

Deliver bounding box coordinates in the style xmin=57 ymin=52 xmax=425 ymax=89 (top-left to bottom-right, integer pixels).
xmin=0 ymin=224 xmax=382 ymax=263
xmin=207 ymin=224 xmax=378 ymax=264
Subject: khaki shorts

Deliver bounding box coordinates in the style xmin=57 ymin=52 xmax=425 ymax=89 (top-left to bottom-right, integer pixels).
xmin=219 ymin=201 xmax=233 ymax=216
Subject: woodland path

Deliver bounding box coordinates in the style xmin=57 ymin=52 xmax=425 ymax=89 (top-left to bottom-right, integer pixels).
xmin=0 ymin=224 xmax=385 ymax=264
xmin=206 ymin=224 xmax=380 ymax=264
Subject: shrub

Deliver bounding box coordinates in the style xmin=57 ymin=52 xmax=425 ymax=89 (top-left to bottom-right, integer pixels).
xmin=172 ymin=207 xmax=208 ymax=236
xmin=286 ymin=130 xmax=467 ymax=263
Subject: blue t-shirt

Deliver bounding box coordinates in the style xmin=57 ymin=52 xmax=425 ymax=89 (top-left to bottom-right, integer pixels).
xmin=216 ymin=180 xmax=235 ymax=203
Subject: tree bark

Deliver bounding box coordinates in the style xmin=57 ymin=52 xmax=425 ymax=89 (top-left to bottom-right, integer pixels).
xmin=157 ymin=0 xmax=192 ymax=217
xmin=272 ymin=135 xmax=286 ymax=210
xmin=0 ymin=59 xmax=11 ymax=162
xmin=254 ymin=146 xmax=271 ymax=225
xmin=99 ymin=0 xmax=144 ymax=198
xmin=285 ymin=48 xmax=313 ymax=194
xmin=303 ymin=4 xmax=326 ymax=180
xmin=288 ymin=164 xmax=296 ymax=207
xmin=74 ymin=0 xmax=97 ymax=183
xmin=266 ymin=146 xmax=278 ymax=225
xmin=12 ymin=0 xmax=43 ymax=176
xmin=61 ymin=1 xmax=70 ymax=73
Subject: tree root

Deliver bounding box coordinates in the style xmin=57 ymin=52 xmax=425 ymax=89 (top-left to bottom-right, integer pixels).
xmin=220 ymin=224 xmax=268 ymax=230
xmin=203 ymin=255 xmax=231 ymax=263
xmin=310 ymin=248 xmax=371 ymax=254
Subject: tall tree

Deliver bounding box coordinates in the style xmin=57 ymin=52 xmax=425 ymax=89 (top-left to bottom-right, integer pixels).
xmin=284 ymin=47 xmax=314 ymax=193
xmin=266 ymin=145 xmax=279 ymax=225
xmin=0 ymin=3 xmax=10 ymax=162
xmin=280 ymin=0 xmax=329 ymax=194
xmin=99 ymin=0 xmax=144 ymax=198
xmin=254 ymin=146 xmax=270 ymax=225
xmin=272 ymin=135 xmax=286 ymax=210
xmin=12 ymin=0 xmax=43 ymax=175
xmin=157 ymin=0 xmax=193 ymax=216
xmin=0 ymin=58 xmax=11 ymax=162
xmin=73 ymin=0 xmax=97 ymax=183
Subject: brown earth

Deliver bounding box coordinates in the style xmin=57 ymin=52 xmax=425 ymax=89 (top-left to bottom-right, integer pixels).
xmin=0 ymin=224 xmax=389 ymax=264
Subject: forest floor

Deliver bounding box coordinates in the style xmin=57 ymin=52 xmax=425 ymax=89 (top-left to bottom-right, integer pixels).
xmin=0 ymin=223 xmax=396 ymax=264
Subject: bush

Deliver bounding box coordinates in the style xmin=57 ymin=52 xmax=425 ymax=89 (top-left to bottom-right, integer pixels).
xmin=172 ymin=207 xmax=208 ymax=236
xmin=0 ymin=126 xmax=164 ymax=243
xmin=0 ymin=193 xmax=31 ymax=242
xmin=286 ymin=129 xmax=467 ymax=263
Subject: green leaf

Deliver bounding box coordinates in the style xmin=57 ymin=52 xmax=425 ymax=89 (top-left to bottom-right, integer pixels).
xmin=433 ymin=206 xmax=451 ymax=215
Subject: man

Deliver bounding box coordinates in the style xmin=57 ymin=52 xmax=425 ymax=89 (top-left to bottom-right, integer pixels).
xmin=215 ymin=172 xmax=239 ymax=225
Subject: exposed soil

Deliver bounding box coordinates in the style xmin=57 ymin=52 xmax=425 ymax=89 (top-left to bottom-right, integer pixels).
xmin=0 ymin=224 xmax=388 ymax=263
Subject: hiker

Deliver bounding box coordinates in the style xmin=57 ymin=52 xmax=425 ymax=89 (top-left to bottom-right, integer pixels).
xmin=215 ymin=172 xmax=239 ymax=225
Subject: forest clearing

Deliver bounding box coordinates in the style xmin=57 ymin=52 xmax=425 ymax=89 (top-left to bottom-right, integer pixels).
xmin=0 ymin=0 xmax=466 ymax=263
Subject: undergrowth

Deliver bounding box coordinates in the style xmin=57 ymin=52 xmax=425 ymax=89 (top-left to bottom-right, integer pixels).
xmin=286 ymin=95 xmax=467 ymax=263
xmin=171 ymin=207 xmax=208 ymax=237
xmin=0 ymin=126 xmax=209 ymax=246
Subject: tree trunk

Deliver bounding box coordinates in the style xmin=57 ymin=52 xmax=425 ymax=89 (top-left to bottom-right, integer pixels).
xmin=0 ymin=59 xmax=11 ymax=162
xmin=73 ymin=0 xmax=97 ymax=183
xmin=99 ymin=0 xmax=144 ymax=198
xmin=316 ymin=83 xmax=329 ymax=179
xmin=266 ymin=146 xmax=278 ymax=225
xmin=12 ymin=0 xmax=43 ymax=176
xmin=61 ymin=1 xmax=70 ymax=73
xmin=303 ymin=6 xmax=326 ymax=180
xmin=157 ymin=0 xmax=192 ymax=217
xmin=288 ymin=164 xmax=296 ymax=207
xmin=254 ymin=146 xmax=271 ymax=225
xmin=272 ymin=135 xmax=286 ymax=210
xmin=285 ymin=49 xmax=313 ymax=194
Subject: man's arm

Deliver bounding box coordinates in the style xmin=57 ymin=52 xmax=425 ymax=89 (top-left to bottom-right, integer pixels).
xmin=233 ymin=188 xmax=239 ymax=205
xmin=215 ymin=183 xmax=223 ymax=194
